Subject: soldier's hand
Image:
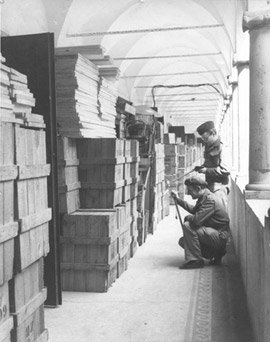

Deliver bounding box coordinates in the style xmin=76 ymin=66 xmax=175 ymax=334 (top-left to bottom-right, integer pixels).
xmin=171 ymin=190 xmax=178 ymax=199
xmin=194 ymin=165 xmax=204 ymax=172
xmin=198 ymin=167 xmax=207 ymax=174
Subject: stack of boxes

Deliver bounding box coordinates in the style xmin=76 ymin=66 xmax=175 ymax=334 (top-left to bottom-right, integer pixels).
xmin=0 ymin=57 xmax=50 ymax=341
xmin=60 ymin=138 xmax=140 ymax=292
xmin=152 ymin=143 xmax=166 ymax=232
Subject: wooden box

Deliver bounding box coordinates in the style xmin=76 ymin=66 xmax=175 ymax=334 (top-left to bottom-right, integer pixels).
xmin=61 ymin=210 xmax=119 ymax=265
xmin=77 ymin=138 xmax=124 ymax=159
xmin=9 ymin=259 xmax=47 ymax=342
xmin=14 ymin=221 xmax=50 ymax=272
xmin=117 ymin=247 xmax=129 ymax=278
xmin=0 ymin=283 xmax=13 ymax=342
xmin=61 ymin=256 xmax=118 ymax=292
xmin=58 ymin=188 xmax=80 ymax=214
xmin=164 ymin=144 xmax=177 ymax=156
xmin=0 ymin=222 xmax=18 ymax=285
xmin=79 ymin=163 xmax=124 ymax=183
xmin=80 ymin=180 xmax=124 ymax=209
xmin=11 ymin=289 xmax=47 ymax=342
xmin=164 ymin=133 xmax=176 ymax=144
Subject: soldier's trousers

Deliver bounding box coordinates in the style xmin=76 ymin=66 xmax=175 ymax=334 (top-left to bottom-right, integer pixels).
xmin=178 ymin=221 xmax=228 ymax=262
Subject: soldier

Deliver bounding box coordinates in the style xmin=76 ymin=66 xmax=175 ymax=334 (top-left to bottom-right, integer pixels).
xmin=171 ymin=176 xmax=229 ymax=269
xmin=195 ymin=121 xmax=230 ymax=206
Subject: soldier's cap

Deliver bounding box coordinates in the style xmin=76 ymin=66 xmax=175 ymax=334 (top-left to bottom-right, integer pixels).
xmin=184 ymin=176 xmax=208 ymax=187
xmin=197 ymin=121 xmax=215 ymax=135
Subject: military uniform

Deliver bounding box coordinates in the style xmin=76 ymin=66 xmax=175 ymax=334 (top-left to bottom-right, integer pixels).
xmin=196 ymin=121 xmax=230 ymax=207
xmin=173 ymin=177 xmax=230 ymax=268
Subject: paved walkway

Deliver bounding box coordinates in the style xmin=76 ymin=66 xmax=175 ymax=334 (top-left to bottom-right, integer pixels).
xmin=45 ymin=206 xmax=254 ymax=342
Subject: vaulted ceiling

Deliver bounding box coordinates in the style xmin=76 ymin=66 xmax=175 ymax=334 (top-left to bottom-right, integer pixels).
xmin=1 ymin=0 xmax=250 ymax=132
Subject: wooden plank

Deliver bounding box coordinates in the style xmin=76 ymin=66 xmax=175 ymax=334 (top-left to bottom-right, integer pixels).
xmin=18 ymin=164 xmax=50 ymax=180
xmin=58 ymin=182 xmax=81 ymax=193
xmin=79 ymin=156 xmax=125 ymax=165
xmin=62 ymin=210 xmax=118 ymax=238
xmin=79 ymin=163 xmax=124 ymax=183
xmin=81 ymin=179 xmax=125 ymax=189
xmin=61 ymin=254 xmax=119 ymax=271
xmin=35 ymin=329 xmax=49 ymax=342
xmin=0 ymin=166 xmax=17 ymax=181
xmin=0 ymin=317 xmax=13 ymax=342
xmin=80 ymin=187 xmax=123 ymax=209
xmin=60 ymin=233 xmax=118 ymax=245
xmin=15 ymin=224 xmax=49 ymax=271
xmin=0 ymin=221 xmax=18 ymax=244
xmin=0 ymin=283 xmax=10 ymax=326
xmin=12 ymin=288 xmax=47 ymax=326
xmin=19 ymin=208 xmax=52 ymax=233
xmin=57 ymin=159 xmax=80 ymax=167
xmin=2 ymin=181 xmax=14 ymax=225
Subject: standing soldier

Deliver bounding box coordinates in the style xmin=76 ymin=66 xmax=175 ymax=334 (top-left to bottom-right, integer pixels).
xmin=194 ymin=121 xmax=230 ymax=207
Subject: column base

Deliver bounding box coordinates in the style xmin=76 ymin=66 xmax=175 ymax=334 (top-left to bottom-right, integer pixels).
xmin=245 ymin=183 xmax=270 ymax=191
xmin=244 ymin=190 xmax=270 ymax=199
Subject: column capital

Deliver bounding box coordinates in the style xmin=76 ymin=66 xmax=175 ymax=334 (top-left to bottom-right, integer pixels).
xmin=243 ymin=8 xmax=270 ymax=32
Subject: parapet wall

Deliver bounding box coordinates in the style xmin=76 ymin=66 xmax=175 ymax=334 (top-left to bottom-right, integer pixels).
xmin=228 ymin=180 xmax=270 ymax=342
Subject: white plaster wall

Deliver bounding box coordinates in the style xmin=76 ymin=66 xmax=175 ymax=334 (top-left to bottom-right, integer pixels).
xmin=1 ymin=0 xmax=48 ymax=35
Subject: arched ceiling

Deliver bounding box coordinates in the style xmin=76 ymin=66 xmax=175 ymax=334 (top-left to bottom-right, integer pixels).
xmin=1 ymin=0 xmax=249 ymax=133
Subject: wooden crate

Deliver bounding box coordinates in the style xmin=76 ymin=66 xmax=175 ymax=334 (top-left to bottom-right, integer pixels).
xmin=14 ymin=222 xmax=50 ymax=272
xmin=61 ymin=209 xmax=119 ymax=264
xmin=57 ymin=136 xmax=81 ymax=214
xmin=80 ymin=180 xmax=124 ymax=209
xmin=77 ymin=138 xmax=124 ymax=159
xmin=79 ymin=162 xmax=124 ymax=183
xmin=9 ymin=259 xmax=44 ymax=313
xmin=58 ymin=188 xmax=80 ymax=214
xmin=9 ymin=259 xmax=47 ymax=342
xmin=61 ymin=256 xmax=119 ymax=292
xmin=118 ymin=228 xmax=131 ymax=257
xmin=164 ymin=133 xmax=176 ymax=144
xmin=11 ymin=289 xmax=47 ymax=342
xmin=130 ymin=236 xmax=138 ymax=258
xmin=0 ymin=283 xmax=13 ymax=342
xmin=0 ymin=223 xmax=18 ymax=285
xmin=164 ymin=144 xmax=177 ymax=156
xmin=117 ymin=246 xmax=129 ymax=278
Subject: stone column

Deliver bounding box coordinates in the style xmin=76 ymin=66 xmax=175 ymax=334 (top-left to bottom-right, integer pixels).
xmin=233 ymin=60 xmax=249 ymax=178
xmin=243 ymin=9 xmax=270 ymax=191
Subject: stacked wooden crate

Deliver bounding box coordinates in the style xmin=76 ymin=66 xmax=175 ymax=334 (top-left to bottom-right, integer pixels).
xmin=123 ymin=140 xmax=140 ymax=258
xmin=164 ymin=134 xmax=181 ymax=204
xmin=78 ymin=139 xmax=125 ymax=209
xmin=12 ymin=117 xmax=50 ymax=342
xmin=59 ymin=138 xmax=140 ymax=292
xmin=0 ymin=57 xmax=50 ymax=342
xmin=57 ymin=137 xmax=80 ymax=214
xmin=177 ymin=142 xmax=186 ymax=199
xmin=60 ymin=209 xmax=119 ymax=292
xmin=0 ymin=119 xmax=18 ymax=342
xmin=152 ymin=143 xmax=166 ymax=232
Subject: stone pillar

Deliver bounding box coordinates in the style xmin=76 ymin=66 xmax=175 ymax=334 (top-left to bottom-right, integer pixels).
xmin=233 ymin=60 xmax=250 ymax=178
xmin=243 ymin=9 xmax=270 ymax=191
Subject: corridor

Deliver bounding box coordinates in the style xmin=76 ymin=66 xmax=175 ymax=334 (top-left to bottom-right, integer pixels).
xmin=45 ymin=206 xmax=253 ymax=342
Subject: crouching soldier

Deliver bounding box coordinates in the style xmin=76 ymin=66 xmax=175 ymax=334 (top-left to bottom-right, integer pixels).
xmin=171 ymin=176 xmax=229 ymax=269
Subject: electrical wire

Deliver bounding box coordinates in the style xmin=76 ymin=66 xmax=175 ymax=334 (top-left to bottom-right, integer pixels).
xmin=151 ymin=83 xmax=223 ymax=107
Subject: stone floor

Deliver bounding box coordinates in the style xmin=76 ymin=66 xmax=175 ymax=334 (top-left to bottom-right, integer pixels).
xmin=45 ymin=206 xmax=254 ymax=342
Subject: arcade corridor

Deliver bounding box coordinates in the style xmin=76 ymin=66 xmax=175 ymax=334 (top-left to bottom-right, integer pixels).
xmin=45 ymin=206 xmax=254 ymax=342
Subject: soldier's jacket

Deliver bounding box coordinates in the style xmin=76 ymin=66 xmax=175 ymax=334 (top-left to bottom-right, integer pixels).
xmin=202 ymin=138 xmax=230 ymax=186
xmin=178 ymin=189 xmax=230 ymax=230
